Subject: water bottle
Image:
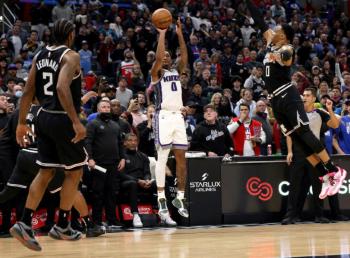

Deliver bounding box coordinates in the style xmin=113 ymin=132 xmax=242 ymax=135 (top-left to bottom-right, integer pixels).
xmin=267 ymin=144 xmax=272 ymax=156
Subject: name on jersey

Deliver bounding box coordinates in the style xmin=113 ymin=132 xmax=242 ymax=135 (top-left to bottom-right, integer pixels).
xmin=163 ymin=75 xmax=179 ymax=82
xmin=36 ymin=59 xmax=59 ymax=72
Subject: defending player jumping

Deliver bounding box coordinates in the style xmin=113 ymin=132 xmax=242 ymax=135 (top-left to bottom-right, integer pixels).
xmin=245 ymin=0 xmax=346 ymax=198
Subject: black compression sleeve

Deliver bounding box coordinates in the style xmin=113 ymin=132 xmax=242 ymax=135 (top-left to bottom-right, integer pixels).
xmin=245 ymin=0 xmax=269 ymax=33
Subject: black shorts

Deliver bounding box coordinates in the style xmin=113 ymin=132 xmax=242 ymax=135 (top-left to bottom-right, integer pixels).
xmin=36 ymin=110 xmax=87 ymax=170
xmin=271 ymin=83 xmax=309 ymax=136
xmin=7 ymin=149 xmax=64 ymax=193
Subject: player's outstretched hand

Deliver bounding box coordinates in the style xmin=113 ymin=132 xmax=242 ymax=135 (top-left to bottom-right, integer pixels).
xmin=16 ymin=124 xmax=33 ymax=148
xmin=72 ymin=122 xmax=86 ymax=143
xmin=156 ymin=28 xmax=167 ymax=34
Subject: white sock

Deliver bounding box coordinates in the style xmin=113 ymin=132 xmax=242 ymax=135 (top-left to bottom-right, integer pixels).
xmin=177 ymin=191 xmax=185 ymax=199
xmin=157 ymin=190 xmax=165 ymax=199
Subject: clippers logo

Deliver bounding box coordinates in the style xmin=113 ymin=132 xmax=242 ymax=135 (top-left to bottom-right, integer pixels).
xmin=202 ymin=173 xmax=209 ymax=181
xmin=246 ymin=177 xmax=273 ymax=201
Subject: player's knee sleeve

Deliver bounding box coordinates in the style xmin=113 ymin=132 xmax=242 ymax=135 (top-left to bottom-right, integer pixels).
xmin=295 ymin=125 xmax=324 ymax=154
xmin=155 ymin=147 xmax=171 ymax=188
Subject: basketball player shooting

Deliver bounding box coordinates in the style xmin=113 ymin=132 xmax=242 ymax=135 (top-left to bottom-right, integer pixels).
xmin=245 ymin=0 xmax=346 ymax=198
xmin=150 ymin=17 xmax=189 ymax=226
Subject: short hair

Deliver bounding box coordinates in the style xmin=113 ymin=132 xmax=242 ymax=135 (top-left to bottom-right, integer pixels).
xmin=125 ymin=132 xmax=138 ymax=141
xmin=97 ymin=99 xmax=110 ymax=109
xmin=52 ymin=19 xmax=75 ymax=45
xmin=239 ymin=102 xmax=250 ymax=111
xmin=203 ymin=104 xmax=217 ymax=112
xmin=304 ymin=87 xmax=317 ymax=97
xmin=282 ymin=24 xmax=295 ymax=43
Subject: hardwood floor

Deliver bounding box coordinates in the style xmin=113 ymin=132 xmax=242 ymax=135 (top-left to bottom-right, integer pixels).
xmin=1 ymin=223 xmax=350 ymax=258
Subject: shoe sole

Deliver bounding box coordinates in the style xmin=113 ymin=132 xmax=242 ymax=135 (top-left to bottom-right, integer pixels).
xmin=10 ymin=226 xmax=42 ymax=251
xmin=86 ymin=231 xmax=105 ymax=238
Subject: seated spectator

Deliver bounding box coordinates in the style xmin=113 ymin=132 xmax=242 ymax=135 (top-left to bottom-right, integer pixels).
xmin=191 ymin=104 xmax=233 ymax=157
xmin=227 ymin=103 xmax=266 ymax=156
xmin=119 ymin=133 xmax=156 ymax=228
xmin=110 ymin=99 xmax=131 ymax=138
xmin=230 ymin=75 xmax=243 ymax=104
xmin=187 ymin=83 xmax=208 ymax=109
xmin=130 ymin=64 xmax=146 ymax=93
xmin=14 ymin=58 xmax=28 ymax=80
xmin=210 ymin=92 xmax=222 ymax=111
xmin=218 ymin=96 xmax=235 ymax=125
xmin=0 ymin=94 xmax=9 ymax=131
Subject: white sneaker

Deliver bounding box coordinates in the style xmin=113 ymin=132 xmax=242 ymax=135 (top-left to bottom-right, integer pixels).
xmin=159 ymin=211 xmax=177 ymax=227
xmin=158 ymin=198 xmax=168 ymax=216
xmin=132 ymin=213 xmax=143 ymax=228
xmin=319 ymin=174 xmax=330 ymax=199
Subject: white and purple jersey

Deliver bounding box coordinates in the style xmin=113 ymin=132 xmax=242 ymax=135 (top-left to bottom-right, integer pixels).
xmin=152 ymin=69 xmax=183 ymax=112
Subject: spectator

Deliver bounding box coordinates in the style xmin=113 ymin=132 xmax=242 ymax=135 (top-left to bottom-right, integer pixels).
xmin=231 ymin=53 xmax=249 ymax=81
xmin=240 ymin=19 xmax=256 ymax=47
xmin=270 ymin=0 xmax=286 ymax=19
xmin=231 ymin=76 xmax=243 ymax=104
xmin=252 ymin=100 xmax=273 ymax=155
xmin=14 ymin=59 xmax=28 ymax=80
xmin=0 ymin=95 xmax=9 ymax=132
xmin=110 ymin=99 xmax=131 ymax=138
xmin=51 ymin=0 xmax=74 ymax=22
xmin=227 ymin=103 xmax=266 ymax=156
xmin=86 ymin=100 xmax=126 ymax=231
xmin=136 ymin=105 xmax=156 ymax=157
xmin=191 ymin=104 xmax=233 ymax=157
xmin=332 ymin=100 xmax=350 ymax=154
xmin=116 ymin=77 xmax=133 ymax=109
xmin=127 ymin=98 xmax=147 ymax=128
xmin=234 ymin=88 xmax=256 ymax=118
xmin=203 ymin=75 xmax=223 ymax=100
xmin=244 ymin=66 xmax=266 ymax=101
xmin=130 ymin=64 xmax=146 ymax=93
xmin=79 ymin=41 xmax=92 ymax=76
xmin=210 ymin=92 xmax=223 ymax=111
xmin=120 ymin=49 xmax=137 ymax=85
xmin=7 ymin=25 xmax=22 ymax=57
xmin=22 ymin=30 xmax=44 ymax=60
xmin=119 ymin=133 xmax=156 ymax=228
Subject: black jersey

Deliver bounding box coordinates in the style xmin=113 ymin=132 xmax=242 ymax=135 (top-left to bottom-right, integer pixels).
xmin=35 ymin=45 xmax=81 ymax=113
xmin=263 ymin=44 xmax=294 ymax=93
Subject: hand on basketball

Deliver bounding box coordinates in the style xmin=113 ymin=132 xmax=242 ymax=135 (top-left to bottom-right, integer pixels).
xmin=72 ymin=121 xmax=86 ymax=143
xmin=325 ymin=99 xmax=333 ymax=112
xmin=16 ymin=124 xmax=34 ymax=148
xmin=156 ymin=28 xmax=167 ymax=34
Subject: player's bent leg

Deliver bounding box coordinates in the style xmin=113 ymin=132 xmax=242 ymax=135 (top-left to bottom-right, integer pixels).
xmin=0 ymin=186 xmax=22 ymax=204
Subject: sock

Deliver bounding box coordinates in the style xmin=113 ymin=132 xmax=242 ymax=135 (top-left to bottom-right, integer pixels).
xmin=81 ymin=216 xmax=93 ymax=228
xmin=177 ymin=191 xmax=185 ymax=199
xmin=157 ymin=190 xmax=165 ymax=200
xmin=21 ymin=208 xmax=34 ymax=227
xmin=57 ymin=209 xmax=70 ymax=229
xmin=315 ymin=162 xmax=328 ymax=177
xmin=324 ymin=160 xmax=337 ymax=172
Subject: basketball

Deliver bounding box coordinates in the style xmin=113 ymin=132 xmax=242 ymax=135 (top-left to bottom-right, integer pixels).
xmin=151 ymin=8 xmax=172 ymax=30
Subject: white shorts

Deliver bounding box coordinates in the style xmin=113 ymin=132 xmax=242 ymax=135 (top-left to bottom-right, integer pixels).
xmin=154 ymin=110 xmax=188 ymax=150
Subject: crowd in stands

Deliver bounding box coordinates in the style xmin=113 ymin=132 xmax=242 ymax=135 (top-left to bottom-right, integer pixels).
xmin=1 ymin=0 xmax=350 ymax=230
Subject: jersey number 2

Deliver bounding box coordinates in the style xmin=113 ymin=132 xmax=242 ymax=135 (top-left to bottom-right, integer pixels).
xmin=171 ymin=82 xmax=177 ymax=91
xmin=43 ymin=72 xmax=53 ymax=96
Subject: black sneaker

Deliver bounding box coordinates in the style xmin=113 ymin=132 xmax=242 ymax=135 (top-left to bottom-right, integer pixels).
xmin=281 ymin=217 xmax=296 ymax=225
xmin=315 ymin=216 xmax=330 ymax=223
xmin=48 ymin=224 xmax=82 ymax=240
xmin=172 ymin=197 xmax=189 ymax=218
xmin=86 ymin=224 xmax=106 ymax=238
xmin=10 ymin=222 xmax=42 ymax=251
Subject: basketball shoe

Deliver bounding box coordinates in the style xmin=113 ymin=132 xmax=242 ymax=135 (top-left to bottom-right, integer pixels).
xmin=48 ymin=224 xmax=82 ymax=240
xmin=10 ymin=222 xmax=42 ymax=251
xmin=328 ymin=166 xmax=347 ymax=196
xmin=158 ymin=198 xmax=177 ymax=227
xmin=172 ymin=197 xmax=189 ymax=218
xmin=319 ymin=173 xmax=331 ymax=199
